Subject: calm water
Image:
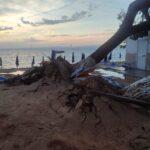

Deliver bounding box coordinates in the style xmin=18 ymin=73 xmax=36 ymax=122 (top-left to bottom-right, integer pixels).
xmin=0 ymin=46 xmax=126 ymax=69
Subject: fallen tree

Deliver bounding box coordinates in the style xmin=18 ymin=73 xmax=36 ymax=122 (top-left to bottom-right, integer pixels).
xmin=4 ymin=0 xmax=150 ymax=104
xmin=6 ymin=0 xmax=150 ymax=83
xmin=73 ymin=0 xmax=150 ymax=73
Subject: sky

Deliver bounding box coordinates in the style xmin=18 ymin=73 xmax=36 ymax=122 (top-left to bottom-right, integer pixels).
xmin=0 ymin=0 xmax=134 ymax=49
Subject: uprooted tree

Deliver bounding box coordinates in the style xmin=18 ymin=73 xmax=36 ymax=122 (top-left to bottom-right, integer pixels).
xmin=5 ymin=0 xmax=150 ymax=110
xmin=6 ymin=0 xmax=150 ymax=85
xmin=75 ymin=0 xmax=150 ymax=71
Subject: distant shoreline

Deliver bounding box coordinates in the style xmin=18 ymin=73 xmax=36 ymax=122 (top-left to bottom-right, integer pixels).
xmin=0 ymin=68 xmax=28 ymax=73
xmin=0 ymin=68 xmax=29 ymax=78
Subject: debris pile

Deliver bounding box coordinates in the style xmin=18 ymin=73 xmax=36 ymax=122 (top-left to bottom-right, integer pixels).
xmin=124 ymin=76 xmax=150 ymax=102
xmin=0 ymin=59 xmax=150 ymax=150
xmin=5 ymin=57 xmax=72 ymax=85
xmin=4 ymin=57 xmax=150 ymax=108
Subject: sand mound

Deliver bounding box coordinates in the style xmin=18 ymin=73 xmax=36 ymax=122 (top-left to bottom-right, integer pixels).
xmin=0 ymin=77 xmax=150 ymax=150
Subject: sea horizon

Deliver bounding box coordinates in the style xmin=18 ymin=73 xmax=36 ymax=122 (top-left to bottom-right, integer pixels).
xmin=0 ymin=45 xmax=126 ymax=69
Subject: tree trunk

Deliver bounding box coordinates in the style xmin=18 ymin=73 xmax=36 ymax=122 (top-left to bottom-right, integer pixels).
xmin=90 ymin=28 xmax=129 ymax=64
xmin=74 ymin=28 xmax=130 ymax=70
xmin=73 ymin=0 xmax=150 ymax=73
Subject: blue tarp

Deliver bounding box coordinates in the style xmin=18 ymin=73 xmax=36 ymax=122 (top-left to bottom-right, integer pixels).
xmin=0 ymin=76 xmax=8 ymax=82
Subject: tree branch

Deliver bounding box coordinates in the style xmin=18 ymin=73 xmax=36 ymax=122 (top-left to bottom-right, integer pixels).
xmin=142 ymin=8 xmax=150 ymax=21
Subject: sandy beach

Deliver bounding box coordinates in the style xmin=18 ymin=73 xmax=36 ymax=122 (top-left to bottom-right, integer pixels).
xmin=0 ymin=76 xmax=150 ymax=150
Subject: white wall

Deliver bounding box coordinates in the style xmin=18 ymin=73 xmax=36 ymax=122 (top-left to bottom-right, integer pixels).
xmin=148 ymin=34 xmax=150 ymax=53
xmin=126 ymin=35 xmax=150 ymax=70
xmin=126 ymin=38 xmax=138 ymax=68
xmin=126 ymin=38 xmax=138 ymax=54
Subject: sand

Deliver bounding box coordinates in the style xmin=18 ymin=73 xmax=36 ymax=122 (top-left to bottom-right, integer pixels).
xmin=0 ymin=77 xmax=150 ymax=150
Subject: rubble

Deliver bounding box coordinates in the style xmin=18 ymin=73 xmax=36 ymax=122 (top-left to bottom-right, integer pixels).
xmin=124 ymin=76 xmax=150 ymax=102
xmin=4 ymin=57 xmax=72 ymax=85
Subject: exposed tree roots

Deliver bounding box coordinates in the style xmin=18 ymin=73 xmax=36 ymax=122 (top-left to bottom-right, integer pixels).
xmin=65 ymin=76 xmax=122 ymax=126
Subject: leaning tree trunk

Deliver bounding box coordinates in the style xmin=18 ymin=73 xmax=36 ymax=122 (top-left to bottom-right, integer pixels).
xmin=73 ymin=0 xmax=150 ymax=72
xmin=6 ymin=0 xmax=150 ymax=84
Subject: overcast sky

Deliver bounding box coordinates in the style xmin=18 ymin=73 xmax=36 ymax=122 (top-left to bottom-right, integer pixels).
xmin=0 ymin=0 xmax=133 ymax=48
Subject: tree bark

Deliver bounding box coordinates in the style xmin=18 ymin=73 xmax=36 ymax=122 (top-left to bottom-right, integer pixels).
xmin=90 ymin=28 xmax=129 ymax=64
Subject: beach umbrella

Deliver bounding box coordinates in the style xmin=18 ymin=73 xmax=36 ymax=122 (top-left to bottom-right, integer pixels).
xmin=108 ymin=53 xmax=112 ymax=60
xmin=119 ymin=53 xmax=122 ymax=59
xmin=16 ymin=56 xmax=19 ymax=68
xmin=51 ymin=50 xmax=55 ymax=60
xmin=72 ymin=52 xmax=75 ymax=63
xmin=32 ymin=56 xmax=35 ymax=67
xmin=42 ymin=56 xmax=44 ymax=62
xmin=81 ymin=53 xmax=85 ymax=60
xmin=0 ymin=57 xmax=2 ymax=69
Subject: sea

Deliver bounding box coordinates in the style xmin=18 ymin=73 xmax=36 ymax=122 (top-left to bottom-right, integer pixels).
xmin=0 ymin=46 xmax=126 ymax=69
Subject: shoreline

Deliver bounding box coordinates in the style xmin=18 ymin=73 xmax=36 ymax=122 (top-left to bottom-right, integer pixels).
xmin=0 ymin=68 xmax=29 ymax=73
xmin=0 ymin=68 xmax=29 ymax=78
xmin=0 ymin=65 xmax=150 ymax=85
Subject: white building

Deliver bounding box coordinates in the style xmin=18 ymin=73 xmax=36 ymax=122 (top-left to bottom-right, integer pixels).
xmin=126 ymin=33 xmax=150 ymax=70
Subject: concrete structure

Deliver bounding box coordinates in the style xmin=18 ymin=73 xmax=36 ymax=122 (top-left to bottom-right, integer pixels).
xmin=126 ymin=33 xmax=150 ymax=70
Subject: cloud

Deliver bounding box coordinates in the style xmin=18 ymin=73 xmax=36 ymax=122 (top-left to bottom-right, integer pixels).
xmin=49 ymin=33 xmax=103 ymax=38
xmin=0 ymin=0 xmax=73 ymax=16
xmin=20 ymin=18 xmax=37 ymax=26
xmin=0 ymin=26 xmax=13 ymax=31
xmin=21 ymin=10 xmax=91 ymax=26
xmin=24 ymin=37 xmax=42 ymax=42
xmin=0 ymin=7 xmax=20 ymax=15
xmin=42 ymin=11 xmax=89 ymax=24
xmin=17 ymin=24 xmax=22 ymax=27
xmin=89 ymin=3 xmax=98 ymax=11
xmin=49 ymin=34 xmax=70 ymax=37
